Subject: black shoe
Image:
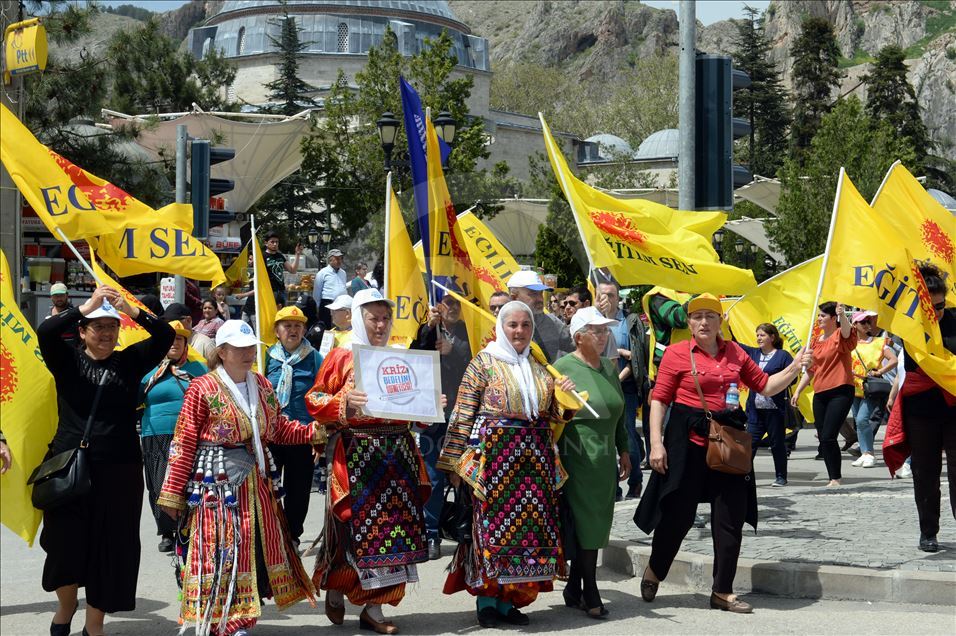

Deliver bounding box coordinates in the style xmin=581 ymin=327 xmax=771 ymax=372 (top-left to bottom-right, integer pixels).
xmin=814 ymin=453 xmax=824 ymax=460
xmin=51 ymin=601 xmax=78 ymax=636
xmin=625 ymin=484 xmax=642 ymax=499
xmin=427 ymin=538 xmax=441 ymax=560
xmin=158 ymin=536 xmax=175 ymax=553
xmin=919 ymin=534 xmax=939 ymax=552
xmin=477 ymin=606 xmax=499 ymax=628
xmin=583 ymin=604 xmax=609 ymax=620
xmin=562 ymin=587 xmax=582 ymax=609
xmin=499 ymin=607 xmax=530 ymax=626
xmin=640 ymin=567 xmax=659 ymax=602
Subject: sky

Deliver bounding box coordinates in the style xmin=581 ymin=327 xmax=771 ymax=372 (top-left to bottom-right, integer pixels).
xmin=97 ymin=1 xmax=772 ymax=25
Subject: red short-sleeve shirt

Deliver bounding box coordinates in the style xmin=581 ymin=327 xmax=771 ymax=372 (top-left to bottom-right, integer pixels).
xmin=652 ymin=339 xmax=770 ymax=411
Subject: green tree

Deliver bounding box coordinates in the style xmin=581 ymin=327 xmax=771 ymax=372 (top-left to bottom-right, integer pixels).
xmin=863 ymin=45 xmax=931 ymax=169
xmin=789 ymin=17 xmax=842 ymax=162
xmin=294 ymin=28 xmax=518 ymax=251
xmin=534 ymin=197 xmax=588 ymax=289
xmin=731 ymin=5 xmax=792 ymax=178
xmin=108 ymin=18 xmax=237 ymax=114
xmin=768 ymin=96 xmax=916 ymax=264
xmin=263 ymin=8 xmax=318 ymax=115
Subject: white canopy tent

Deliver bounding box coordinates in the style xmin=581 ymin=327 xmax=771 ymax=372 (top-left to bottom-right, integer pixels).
xmin=106 ymin=110 xmax=314 ymax=214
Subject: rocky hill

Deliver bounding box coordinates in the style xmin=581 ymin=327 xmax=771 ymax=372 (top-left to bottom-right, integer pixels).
xmin=451 ymin=0 xmax=956 ymax=159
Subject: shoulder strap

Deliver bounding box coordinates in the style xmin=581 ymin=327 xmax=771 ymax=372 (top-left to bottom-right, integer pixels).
xmin=80 ymin=369 xmax=113 ymax=448
xmin=688 ymin=348 xmax=712 ymax=418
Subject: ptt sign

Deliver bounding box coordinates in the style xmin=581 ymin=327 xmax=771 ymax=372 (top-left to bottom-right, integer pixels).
xmin=3 ymin=19 xmax=47 ymax=84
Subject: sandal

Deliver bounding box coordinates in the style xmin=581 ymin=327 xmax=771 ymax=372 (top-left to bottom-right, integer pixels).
xmin=640 ymin=567 xmax=660 ymax=602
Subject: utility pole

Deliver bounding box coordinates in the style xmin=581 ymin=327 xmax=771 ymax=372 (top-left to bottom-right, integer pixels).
xmin=174 ymin=124 xmax=187 ymax=303
xmin=678 ymin=0 xmax=696 ymax=212
xmin=1 ymin=0 xmax=24 ymax=301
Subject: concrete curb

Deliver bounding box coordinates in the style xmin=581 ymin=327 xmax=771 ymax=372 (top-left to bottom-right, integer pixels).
xmin=602 ymin=539 xmax=956 ymax=606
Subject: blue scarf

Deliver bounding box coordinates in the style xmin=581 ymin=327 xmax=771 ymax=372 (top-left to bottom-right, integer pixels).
xmin=267 ymin=341 xmax=314 ymax=409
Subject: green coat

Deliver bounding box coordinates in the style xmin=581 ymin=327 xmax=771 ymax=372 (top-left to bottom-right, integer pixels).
xmin=554 ymin=354 xmax=629 ymax=549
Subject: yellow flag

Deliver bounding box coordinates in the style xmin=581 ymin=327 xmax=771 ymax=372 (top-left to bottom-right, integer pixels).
xmin=456 ymin=210 xmax=521 ymax=294
xmin=870 ymin=161 xmax=956 ymax=299
xmin=540 ymin=114 xmax=756 ymax=295
xmin=224 ymin=243 xmax=251 ymax=289
xmin=384 ymin=175 xmax=428 ymax=347
xmin=1 ymin=104 xmax=116 ymax=239
xmin=92 ymin=204 xmax=227 ymax=287
xmin=727 ymin=256 xmax=824 ymax=422
xmin=252 ymin=235 xmax=278 ymax=351
xmin=820 ymin=170 xmax=942 ymax=350
xmin=0 ymin=249 xmax=58 ymax=545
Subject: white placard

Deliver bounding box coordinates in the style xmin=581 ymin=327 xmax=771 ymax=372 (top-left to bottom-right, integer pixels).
xmin=319 ymin=330 xmax=335 ymax=357
xmin=352 ymin=344 xmax=444 ymax=423
xmin=159 ymin=277 xmax=176 ymax=308
xmin=210 ymin=236 xmax=242 ymax=251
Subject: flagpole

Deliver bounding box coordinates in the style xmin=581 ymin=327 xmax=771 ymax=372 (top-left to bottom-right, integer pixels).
xmin=384 ymin=171 xmax=392 ymax=299
xmin=538 ymin=113 xmax=597 ymax=281
xmin=251 ymin=215 xmax=264 ymax=372
xmin=801 ymin=167 xmax=847 ymax=373
xmin=869 ymin=160 xmax=900 ymax=206
xmin=55 ymin=228 xmax=102 ymax=285
xmin=423 ymin=106 xmax=437 ymax=306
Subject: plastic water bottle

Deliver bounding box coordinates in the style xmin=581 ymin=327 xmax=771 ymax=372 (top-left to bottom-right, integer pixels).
xmin=726 ymin=383 xmax=740 ymax=409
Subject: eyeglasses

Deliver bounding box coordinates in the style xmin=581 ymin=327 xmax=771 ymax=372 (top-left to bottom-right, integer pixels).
xmin=933 ymin=301 xmax=946 ymax=311
xmin=489 ymin=304 xmax=506 ymax=313
xmin=586 ymin=327 xmax=610 ymax=338
xmin=564 ymin=300 xmax=579 ymax=307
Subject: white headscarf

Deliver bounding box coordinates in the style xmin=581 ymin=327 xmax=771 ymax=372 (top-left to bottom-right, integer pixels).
xmin=348 ymin=300 xmax=394 ymax=349
xmin=482 ymin=300 xmax=539 ymax=420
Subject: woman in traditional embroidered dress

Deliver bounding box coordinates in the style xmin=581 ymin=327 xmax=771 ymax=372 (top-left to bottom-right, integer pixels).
xmin=437 ymin=300 xmax=576 ymax=628
xmin=305 ymin=288 xmax=432 ymax=635
xmin=158 ymin=320 xmax=323 ymax=636
xmin=140 ymin=320 xmax=208 ymax=554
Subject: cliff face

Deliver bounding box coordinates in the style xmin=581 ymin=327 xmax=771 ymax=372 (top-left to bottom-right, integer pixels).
xmin=452 ymin=0 xmax=956 ymax=159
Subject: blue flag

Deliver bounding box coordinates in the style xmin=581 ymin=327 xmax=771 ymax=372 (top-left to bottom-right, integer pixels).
xmin=399 ymin=76 xmax=450 ymax=291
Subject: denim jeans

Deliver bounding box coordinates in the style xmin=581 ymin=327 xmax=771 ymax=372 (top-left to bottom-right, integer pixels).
xmin=623 ymin=391 xmax=643 ymax=488
xmin=419 ymin=422 xmax=448 ymax=541
xmin=851 ymin=396 xmax=878 ymax=454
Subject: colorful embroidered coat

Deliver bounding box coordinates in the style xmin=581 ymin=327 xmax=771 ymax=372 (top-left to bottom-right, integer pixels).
xmin=158 ymin=372 xmax=322 ymax=636
xmin=305 ymin=346 xmax=431 ymax=606
xmin=437 ymin=352 xmax=573 ymax=608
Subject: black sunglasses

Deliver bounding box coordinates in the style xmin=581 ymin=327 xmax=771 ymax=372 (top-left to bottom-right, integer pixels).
xmin=933 ymin=300 xmax=946 ymax=311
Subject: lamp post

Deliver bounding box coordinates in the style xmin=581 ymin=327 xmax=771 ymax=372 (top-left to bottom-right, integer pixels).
xmin=748 ymin=242 xmax=758 ymax=269
xmin=734 ymin=237 xmax=744 ymax=266
xmin=376 ymin=109 xmax=458 ymax=180
xmin=307 ymin=228 xmax=319 ymax=259
xmin=712 ymin=228 xmax=724 ymax=257
xmin=764 ymin=255 xmax=776 ymax=276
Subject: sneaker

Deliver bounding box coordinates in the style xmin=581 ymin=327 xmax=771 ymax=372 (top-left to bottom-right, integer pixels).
xmin=897 ymin=463 xmax=913 ymax=478
xmin=158 ymin=536 xmax=175 ymax=553
xmin=851 ymin=456 xmax=866 ymax=467
xmin=861 ymin=455 xmax=876 ymax=468
xmin=771 ymin=477 xmax=787 ymax=487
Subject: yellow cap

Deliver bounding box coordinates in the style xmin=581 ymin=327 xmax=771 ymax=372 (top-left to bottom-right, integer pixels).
xmin=687 ymin=293 xmax=723 ymax=316
xmin=274 ymin=305 xmax=307 ymax=324
xmin=168 ymin=320 xmax=192 ymax=338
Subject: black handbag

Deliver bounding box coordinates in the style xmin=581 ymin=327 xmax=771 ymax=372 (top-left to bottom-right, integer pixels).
xmin=439 ymin=482 xmax=473 ymax=544
xmin=27 ymin=369 xmax=111 ymax=511
xmin=854 ymin=349 xmax=892 ymax=400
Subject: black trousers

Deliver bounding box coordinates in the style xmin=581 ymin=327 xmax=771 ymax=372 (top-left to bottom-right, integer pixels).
xmin=903 ymin=401 xmax=956 ymax=538
xmin=648 ymin=443 xmax=748 ymax=594
xmin=813 ymin=385 xmax=854 ymax=480
xmin=318 ymin=298 xmax=333 ymax=331
xmin=748 ymin=408 xmax=788 ymax=481
xmin=269 ymin=443 xmax=314 ymax=542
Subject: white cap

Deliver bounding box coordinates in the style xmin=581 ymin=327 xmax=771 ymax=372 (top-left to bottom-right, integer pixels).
xmin=569 ymin=306 xmax=619 ymax=337
xmin=215 ymin=319 xmax=261 ymax=347
xmin=328 ymin=294 xmax=354 ymax=311
xmin=506 ymin=270 xmax=551 ymax=291
xmin=352 ymin=287 xmax=395 ymax=310
xmin=85 ymin=298 xmax=122 ymax=321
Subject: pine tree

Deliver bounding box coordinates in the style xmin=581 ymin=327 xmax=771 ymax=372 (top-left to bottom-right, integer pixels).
xmin=731 ymin=5 xmax=791 ymax=178
xmin=863 ymin=45 xmax=931 ymax=169
xmin=789 ymin=17 xmax=841 ymax=163
xmin=263 ymin=9 xmax=318 ymax=115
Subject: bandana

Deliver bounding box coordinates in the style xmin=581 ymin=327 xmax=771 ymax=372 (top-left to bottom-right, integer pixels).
xmin=267 ymin=340 xmax=315 ymax=408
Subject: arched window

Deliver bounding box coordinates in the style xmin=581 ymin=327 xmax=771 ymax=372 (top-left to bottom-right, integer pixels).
xmin=337 ymin=22 xmax=349 ymax=53
xmin=236 ymin=26 xmax=246 ymax=55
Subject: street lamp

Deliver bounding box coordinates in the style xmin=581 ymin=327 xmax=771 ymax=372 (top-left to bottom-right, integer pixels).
xmin=376 ymin=111 xmax=399 ymax=173
xmin=764 ymin=255 xmax=776 ymax=275
xmin=734 ymin=237 xmax=744 ymax=255
xmin=433 ymin=111 xmax=457 ymax=145
xmin=307 ymin=228 xmax=319 ymax=248
xmin=712 ymin=228 xmax=724 ymax=256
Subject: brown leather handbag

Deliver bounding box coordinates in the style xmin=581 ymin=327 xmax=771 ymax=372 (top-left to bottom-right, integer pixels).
xmin=689 ymin=350 xmax=752 ymax=475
